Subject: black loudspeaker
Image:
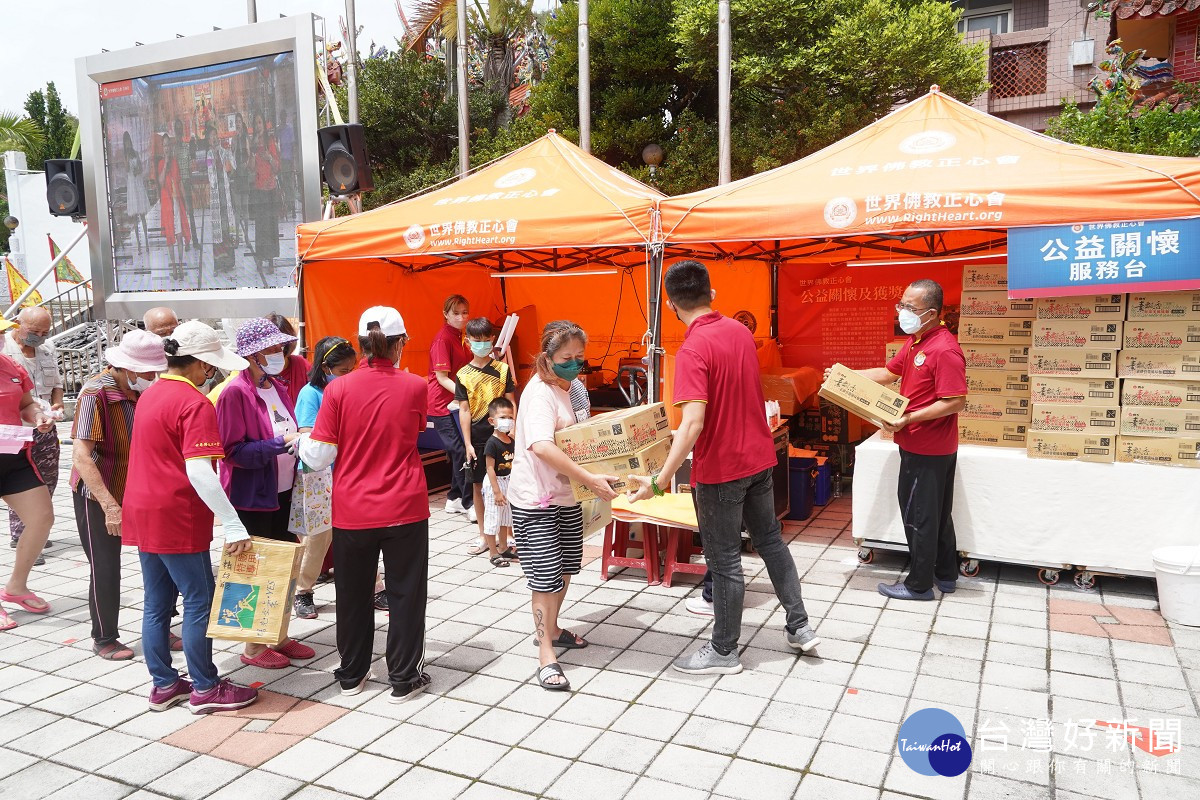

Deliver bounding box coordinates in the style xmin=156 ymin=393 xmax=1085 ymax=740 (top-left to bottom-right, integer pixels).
xmin=45 ymin=159 xmax=86 ymax=217
xmin=317 ymin=124 xmax=373 ymax=194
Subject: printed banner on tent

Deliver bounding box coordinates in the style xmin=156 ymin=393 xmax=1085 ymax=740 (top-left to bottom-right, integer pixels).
xmin=1009 ymin=218 xmax=1200 ymax=298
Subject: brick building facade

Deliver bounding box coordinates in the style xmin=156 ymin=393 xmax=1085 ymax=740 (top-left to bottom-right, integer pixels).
xmin=958 ymin=0 xmax=1108 ymax=131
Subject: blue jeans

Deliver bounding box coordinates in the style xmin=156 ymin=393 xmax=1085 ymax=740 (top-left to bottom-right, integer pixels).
xmin=431 ymin=413 xmax=471 ymax=508
xmin=694 ymin=467 xmax=810 ymax=655
xmin=140 ymin=550 xmax=219 ymax=691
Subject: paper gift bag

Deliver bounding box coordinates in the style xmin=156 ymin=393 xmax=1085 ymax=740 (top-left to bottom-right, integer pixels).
xmin=581 ymin=498 xmax=612 ymax=535
xmin=288 ymin=466 xmax=333 ymax=537
xmin=206 ymin=537 xmax=304 ymax=646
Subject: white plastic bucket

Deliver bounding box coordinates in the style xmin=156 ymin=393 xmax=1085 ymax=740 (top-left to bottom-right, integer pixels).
xmin=1152 ymin=546 xmax=1200 ymax=627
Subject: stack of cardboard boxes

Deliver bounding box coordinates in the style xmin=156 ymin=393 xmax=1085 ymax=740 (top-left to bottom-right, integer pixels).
xmin=956 ymin=264 xmax=1031 ymax=448
xmin=554 ymin=403 xmax=674 ymax=500
xmin=1115 ymin=291 xmax=1200 ymax=467
xmin=1024 ymin=294 xmax=1124 ymax=462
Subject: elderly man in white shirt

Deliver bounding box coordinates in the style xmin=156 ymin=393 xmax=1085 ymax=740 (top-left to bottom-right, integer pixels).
xmin=4 ymin=307 xmax=64 ymax=560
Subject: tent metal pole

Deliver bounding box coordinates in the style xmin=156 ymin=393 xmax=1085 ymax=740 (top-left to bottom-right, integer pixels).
xmin=647 ymin=245 xmax=664 ymax=403
xmin=578 ymin=0 xmax=591 ymax=153
xmin=717 ymin=0 xmax=732 ymax=185
xmin=769 ymin=256 xmax=779 ymax=340
xmin=456 ymin=0 xmax=470 ymax=177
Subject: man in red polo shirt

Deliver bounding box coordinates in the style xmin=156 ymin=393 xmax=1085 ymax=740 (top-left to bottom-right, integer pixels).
xmin=629 ymin=260 xmax=819 ymax=675
xmin=842 ymin=279 xmax=967 ymax=601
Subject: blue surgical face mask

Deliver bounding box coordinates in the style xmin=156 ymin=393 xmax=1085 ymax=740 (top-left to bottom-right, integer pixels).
xmin=324 ymin=371 xmax=339 ymax=385
xmin=552 ymin=358 xmax=585 ymax=381
xmin=470 ymin=340 xmax=494 ymax=357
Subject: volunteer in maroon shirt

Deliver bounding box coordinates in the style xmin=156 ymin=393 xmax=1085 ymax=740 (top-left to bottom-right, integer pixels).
xmin=838 ymin=279 xmax=967 ymax=601
xmin=427 ymin=295 xmax=474 ymax=521
xmin=628 ymin=260 xmax=820 ymax=676
xmin=299 ymin=306 xmax=432 ymax=704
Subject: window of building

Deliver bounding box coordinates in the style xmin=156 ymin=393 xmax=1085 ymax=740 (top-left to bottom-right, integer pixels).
xmin=953 ymin=0 xmax=1014 ymax=36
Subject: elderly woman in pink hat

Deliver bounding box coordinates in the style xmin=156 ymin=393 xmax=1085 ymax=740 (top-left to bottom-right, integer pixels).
xmin=70 ymin=330 xmax=168 ymax=660
xmin=214 ymin=317 xmax=315 ymax=669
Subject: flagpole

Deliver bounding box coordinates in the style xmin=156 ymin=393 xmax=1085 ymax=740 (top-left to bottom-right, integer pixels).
xmin=4 ymin=225 xmax=87 ymax=318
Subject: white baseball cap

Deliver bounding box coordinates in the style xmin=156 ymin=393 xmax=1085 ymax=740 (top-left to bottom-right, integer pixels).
xmin=358 ymin=306 xmax=407 ymax=337
xmin=168 ymin=320 xmax=250 ymax=371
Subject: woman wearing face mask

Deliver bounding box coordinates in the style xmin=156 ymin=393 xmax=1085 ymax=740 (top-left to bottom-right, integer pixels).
xmin=214 ymin=317 xmax=315 ymax=669
xmin=298 ymin=307 xmax=432 ymax=703
xmin=427 ymin=295 xmax=475 ymax=525
xmin=507 ymin=321 xmax=619 ymax=692
xmin=291 ymin=336 xmax=356 ymax=620
xmin=266 ymin=312 xmax=310 ymax=405
xmin=70 ymin=331 xmax=167 ymax=660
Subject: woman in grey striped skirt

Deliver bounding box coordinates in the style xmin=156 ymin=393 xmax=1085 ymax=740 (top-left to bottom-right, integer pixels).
xmin=505 ymin=321 xmax=619 ymax=691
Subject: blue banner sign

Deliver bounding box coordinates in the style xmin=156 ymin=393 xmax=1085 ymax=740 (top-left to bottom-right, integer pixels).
xmin=1008 ymin=218 xmax=1200 ymax=298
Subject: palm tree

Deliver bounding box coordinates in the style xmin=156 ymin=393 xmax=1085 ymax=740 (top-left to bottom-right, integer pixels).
xmin=0 ymin=112 xmax=45 ymax=152
xmin=406 ymin=0 xmax=535 ymax=100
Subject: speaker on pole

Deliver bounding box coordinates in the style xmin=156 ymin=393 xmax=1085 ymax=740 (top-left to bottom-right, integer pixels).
xmin=317 ymin=124 xmax=373 ymax=195
xmin=45 ymin=159 xmax=86 ymax=217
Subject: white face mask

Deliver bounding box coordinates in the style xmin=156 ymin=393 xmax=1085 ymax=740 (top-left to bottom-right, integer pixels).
xmin=262 ymin=353 xmax=287 ymax=375
xmin=898 ymin=308 xmax=930 ymax=335
xmin=127 ymin=372 xmax=153 ymax=393
xmin=494 ymin=418 xmax=514 ymax=433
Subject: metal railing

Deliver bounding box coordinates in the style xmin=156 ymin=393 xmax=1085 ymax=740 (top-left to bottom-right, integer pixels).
xmin=41 ymin=280 xmax=94 ymax=336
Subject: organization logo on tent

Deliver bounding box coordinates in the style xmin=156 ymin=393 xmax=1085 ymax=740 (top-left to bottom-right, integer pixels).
xmin=899 ymin=130 xmax=957 ymax=155
xmin=494 ymin=168 xmax=537 ymax=189
xmin=404 ymin=224 xmax=426 ymax=249
xmin=824 ymin=197 xmax=858 ymax=229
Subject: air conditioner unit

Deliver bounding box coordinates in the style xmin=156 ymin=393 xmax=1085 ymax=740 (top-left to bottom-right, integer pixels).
xmin=1071 ymin=38 xmax=1096 ymax=67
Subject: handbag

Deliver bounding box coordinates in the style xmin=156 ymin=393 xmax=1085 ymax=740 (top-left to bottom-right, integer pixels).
xmin=288 ymin=466 xmax=333 ymax=537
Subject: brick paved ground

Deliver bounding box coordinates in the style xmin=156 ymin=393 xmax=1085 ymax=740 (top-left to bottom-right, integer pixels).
xmin=2 ymin=442 xmax=1199 ymax=799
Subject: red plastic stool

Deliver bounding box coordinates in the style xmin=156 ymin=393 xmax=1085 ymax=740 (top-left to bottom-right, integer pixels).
xmin=661 ymin=526 xmax=707 ymax=588
xmin=600 ymin=520 xmax=661 ymax=584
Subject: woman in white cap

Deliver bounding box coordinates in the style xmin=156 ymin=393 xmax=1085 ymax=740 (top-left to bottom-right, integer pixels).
xmin=70 ymin=330 xmax=167 ymax=660
xmin=299 ymin=306 xmax=432 ymax=703
xmin=214 ymin=317 xmax=315 ymax=669
xmin=123 ymin=321 xmax=259 ymax=714
xmin=0 ymin=317 xmax=56 ymax=632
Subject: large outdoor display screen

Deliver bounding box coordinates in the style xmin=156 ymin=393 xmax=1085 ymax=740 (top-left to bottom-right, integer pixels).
xmin=98 ymin=52 xmax=300 ymax=292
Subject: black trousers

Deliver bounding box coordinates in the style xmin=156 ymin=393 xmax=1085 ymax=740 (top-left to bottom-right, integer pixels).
xmin=236 ymin=490 xmax=297 ymax=542
xmin=73 ymin=492 xmax=124 ymax=645
xmin=897 ymin=448 xmax=959 ymax=593
xmin=333 ymin=521 xmax=429 ymax=688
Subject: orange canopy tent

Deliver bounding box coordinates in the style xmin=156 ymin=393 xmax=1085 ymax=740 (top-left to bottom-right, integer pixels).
xmin=296 ymin=132 xmax=667 ymax=384
xmin=655 ymin=87 xmax=1200 ymax=372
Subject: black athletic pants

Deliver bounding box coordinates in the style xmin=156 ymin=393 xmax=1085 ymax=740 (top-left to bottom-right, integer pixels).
xmin=333 ymin=521 xmax=429 ymax=689
xmin=897 ymin=448 xmax=959 ymax=593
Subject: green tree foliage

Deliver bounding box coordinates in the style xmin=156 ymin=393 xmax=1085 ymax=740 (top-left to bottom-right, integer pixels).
xmin=1045 ymin=83 xmax=1200 ymax=158
xmin=22 ymin=82 xmax=76 ymax=168
xmin=353 ymin=0 xmax=986 ymax=203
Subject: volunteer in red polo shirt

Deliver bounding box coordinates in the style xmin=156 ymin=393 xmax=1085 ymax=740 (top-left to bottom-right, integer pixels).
xmin=629 ymin=260 xmax=820 ymax=676
xmin=840 ymin=279 xmax=967 ymax=601
xmin=299 ymin=306 xmax=432 ymax=704
xmin=427 ymin=295 xmax=475 ymax=522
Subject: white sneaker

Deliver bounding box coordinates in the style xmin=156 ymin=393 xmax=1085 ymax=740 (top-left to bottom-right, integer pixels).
xmin=466 ymin=505 xmax=478 ymax=523
xmin=445 ymin=498 xmax=464 ymax=514
xmin=685 ymin=596 xmax=715 ymax=617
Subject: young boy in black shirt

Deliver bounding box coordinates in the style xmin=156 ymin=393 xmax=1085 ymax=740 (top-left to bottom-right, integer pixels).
xmin=483 ymin=397 xmax=516 ymax=565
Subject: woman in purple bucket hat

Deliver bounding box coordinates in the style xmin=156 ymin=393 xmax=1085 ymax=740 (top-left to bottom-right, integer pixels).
xmin=214 ymin=317 xmax=316 ymax=669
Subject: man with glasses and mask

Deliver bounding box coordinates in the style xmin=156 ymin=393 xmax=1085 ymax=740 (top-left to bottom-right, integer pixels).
xmin=4 ymin=307 xmax=64 ymax=559
xmin=828 ymin=279 xmax=967 ymax=601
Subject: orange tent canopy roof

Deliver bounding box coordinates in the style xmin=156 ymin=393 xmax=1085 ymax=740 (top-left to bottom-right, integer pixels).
xmin=297 ymin=132 xmax=663 ymax=272
xmin=659 ymin=89 xmax=1200 ymax=262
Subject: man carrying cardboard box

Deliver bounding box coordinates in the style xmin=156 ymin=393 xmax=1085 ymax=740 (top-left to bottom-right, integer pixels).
xmin=628 ymin=260 xmax=820 ymax=675
xmin=827 ymin=280 xmax=968 ymax=601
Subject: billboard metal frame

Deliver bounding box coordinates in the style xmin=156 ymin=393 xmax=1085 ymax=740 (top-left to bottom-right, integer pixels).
xmin=76 ymin=14 xmax=321 ymax=321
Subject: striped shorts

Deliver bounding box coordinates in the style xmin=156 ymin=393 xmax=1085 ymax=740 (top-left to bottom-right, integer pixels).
xmin=511 ymin=503 xmax=584 ymax=594
xmin=482 ymin=476 xmax=512 ymax=536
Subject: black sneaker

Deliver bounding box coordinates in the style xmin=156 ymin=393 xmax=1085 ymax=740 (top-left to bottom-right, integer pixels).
xmin=8 ymin=537 xmax=15 ymax=549
xmin=33 ymin=553 xmax=45 ymax=567
xmin=373 ymin=591 xmax=388 ymax=611
xmin=389 ymin=672 xmax=431 ymax=704
xmin=293 ymin=592 xmax=317 ymax=620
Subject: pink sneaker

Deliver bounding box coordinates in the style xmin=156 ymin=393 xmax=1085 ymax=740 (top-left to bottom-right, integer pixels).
xmin=188 ymin=679 xmax=258 ymax=715
xmin=148 ymin=678 xmax=193 ymax=711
